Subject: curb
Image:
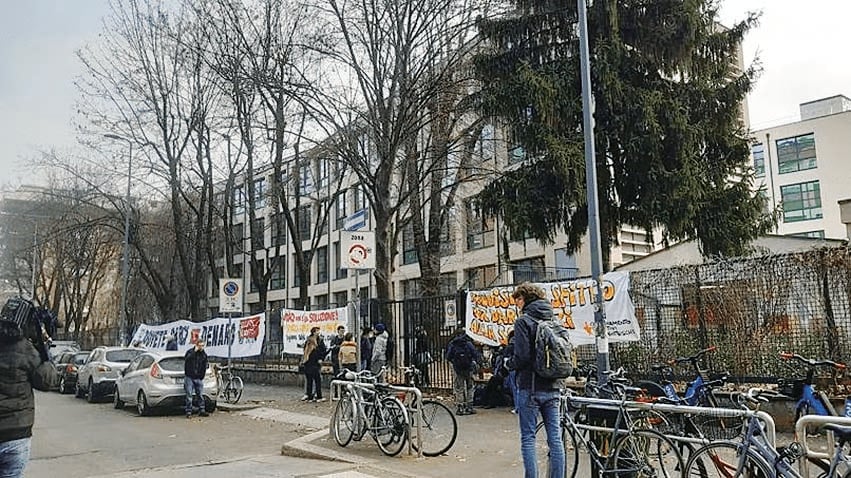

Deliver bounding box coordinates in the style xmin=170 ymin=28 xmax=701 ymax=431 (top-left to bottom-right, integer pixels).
xmin=217 ymin=402 xmax=263 ymax=412
xmin=280 ymin=429 xmax=373 ymax=464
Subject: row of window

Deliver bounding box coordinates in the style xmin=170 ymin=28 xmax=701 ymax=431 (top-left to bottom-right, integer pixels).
xmin=753 ymin=132 xmax=818 ymax=178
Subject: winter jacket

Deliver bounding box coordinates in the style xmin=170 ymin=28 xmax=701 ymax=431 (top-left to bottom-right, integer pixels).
xmin=511 ymin=298 xmax=561 ymax=391
xmin=445 ymin=334 xmax=481 ymax=374
xmin=371 ymin=331 xmax=389 ymax=363
xmin=0 ymin=320 xmax=57 ymax=443
xmin=338 ymin=340 xmax=358 ymax=365
xmin=329 ymin=334 xmax=345 ymax=365
xmin=360 ymin=335 xmax=373 ymax=369
xmin=184 ymin=348 xmax=208 ymax=380
xmin=303 ymin=335 xmax=326 ymax=373
xmin=165 ymin=339 xmax=178 ymax=351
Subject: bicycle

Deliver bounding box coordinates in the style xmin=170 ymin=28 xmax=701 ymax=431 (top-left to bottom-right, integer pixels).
xmin=779 ymin=352 xmax=848 ymax=434
xmin=398 ymin=365 xmax=458 ymax=456
xmin=330 ymin=368 xmax=410 ymax=456
xmin=214 ymin=363 xmax=244 ymax=404
xmin=683 ymin=388 xmax=851 ymax=478
xmin=535 ymin=370 xmax=685 ymax=478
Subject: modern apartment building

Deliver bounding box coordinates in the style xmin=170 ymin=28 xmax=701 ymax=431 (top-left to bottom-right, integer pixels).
xmin=751 ymin=95 xmax=851 ymax=240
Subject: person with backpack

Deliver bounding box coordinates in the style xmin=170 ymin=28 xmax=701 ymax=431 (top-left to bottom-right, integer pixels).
xmin=509 ymin=282 xmax=570 ymax=478
xmin=328 ymin=325 xmax=346 ymax=378
xmin=445 ymin=327 xmax=481 ymax=416
xmin=300 ymin=327 xmax=327 ymax=402
xmin=370 ymin=323 xmax=389 ymax=375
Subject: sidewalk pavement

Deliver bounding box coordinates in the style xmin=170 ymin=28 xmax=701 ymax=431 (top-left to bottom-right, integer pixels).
xmin=221 ymin=381 xmax=530 ymax=478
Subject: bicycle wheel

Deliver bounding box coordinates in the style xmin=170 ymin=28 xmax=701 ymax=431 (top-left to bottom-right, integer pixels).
xmin=611 ymin=428 xmax=683 ymax=478
xmin=410 ymin=399 xmax=457 ymax=456
xmin=683 ymin=441 xmax=772 ymax=478
xmin=332 ymin=396 xmax=357 ymax=447
xmin=224 ymin=376 xmax=244 ymax=404
xmin=374 ymin=396 xmax=409 ymax=457
xmin=535 ymin=420 xmax=582 ymax=478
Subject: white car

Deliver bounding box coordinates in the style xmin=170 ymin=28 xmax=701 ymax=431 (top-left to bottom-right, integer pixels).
xmin=113 ymin=351 xmax=218 ymax=416
xmin=76 ymin=346 xmax=145 ymax=402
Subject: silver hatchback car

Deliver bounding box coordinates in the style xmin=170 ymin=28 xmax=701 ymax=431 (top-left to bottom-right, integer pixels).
xmin=113 ymin=351 xmax=218 ymax=416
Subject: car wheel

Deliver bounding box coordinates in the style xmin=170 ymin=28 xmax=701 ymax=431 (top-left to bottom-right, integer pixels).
xmin=206 ymin=400 xmax=217 ymax=413
xmin=113 ymin=386 xmax=124 ymax=409
xmin=137 ymin=391 xmax=150 ymax=417
xmin=86 ymin=378 xmax=97 ymax=403
xmin=58 ymin=376 xmax=67 ymax=394
xmin=75 ymin=381 xmax=84 ymax=398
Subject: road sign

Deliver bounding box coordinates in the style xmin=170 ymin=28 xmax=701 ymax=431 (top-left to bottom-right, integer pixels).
xmin=341 ymin=231 xmax=375 ymax=269
xmin=219 ymin=278 xmax=243 ymax=313
xmin=444 ymin=300 xmax=457 ymax=328
xmin=344 ymin=209 xmax=368 ymax=231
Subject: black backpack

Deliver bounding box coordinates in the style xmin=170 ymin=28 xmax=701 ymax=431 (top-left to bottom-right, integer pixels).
xmin=448 ymin=339 xmax=474 ymax=371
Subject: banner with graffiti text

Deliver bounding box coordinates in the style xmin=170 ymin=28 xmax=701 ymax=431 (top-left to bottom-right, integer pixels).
xmin=465 ymin=272 xmax=639 ymax=346
xmin=130 ymin=314 xmax=266 ymax=358
xmin=281 ymin=307 xmax=350 ymax=355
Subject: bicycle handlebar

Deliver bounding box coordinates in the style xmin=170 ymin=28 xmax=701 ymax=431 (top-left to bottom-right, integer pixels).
xmin=669 ymin=346 xmax=716 ymax=366
xmin=779 ymin=352 xmax=846 ymax=370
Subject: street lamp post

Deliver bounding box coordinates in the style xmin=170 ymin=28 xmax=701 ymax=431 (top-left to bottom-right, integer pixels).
xmin=104 ymin=134 xmax=133 ymax=346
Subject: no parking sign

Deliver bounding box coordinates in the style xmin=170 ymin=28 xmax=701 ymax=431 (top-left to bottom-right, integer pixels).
xmin=219 ymin=278 xmax=243 ymax=313
xmin=341 ymin=231 xmax=375 ymax=269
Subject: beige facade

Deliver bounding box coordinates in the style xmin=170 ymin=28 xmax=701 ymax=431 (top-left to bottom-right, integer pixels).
xmin=751 ymin=95 xmax=851 ymax=240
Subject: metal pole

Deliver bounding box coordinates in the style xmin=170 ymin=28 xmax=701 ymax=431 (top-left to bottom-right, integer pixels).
xmin=228 ymin=312 xmax=233 ymax=369
xmin=31 ymin=224 xmax=38 ymax=300
xmin=577 ymin=0 xmax=610 ymax=381
xmin=354 ymin=271 xmax=360 ymax=370
xmin=119 ymin=142 xmax=133 ymax=347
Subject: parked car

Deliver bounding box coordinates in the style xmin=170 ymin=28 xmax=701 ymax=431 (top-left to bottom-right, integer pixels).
xmin=54 ymin=350 xmax=90 ymax=394
xmin=76 ymin=346 xmax=145 ymax=402
xmin=114 ymin=351 xmax=218 ymax=416
xmin=49 ymin=340 xmax=80 ymax=362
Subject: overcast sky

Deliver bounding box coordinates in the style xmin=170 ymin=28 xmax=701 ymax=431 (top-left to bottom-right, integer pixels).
xmin=1 ymin=1 xmax=849 ymax=187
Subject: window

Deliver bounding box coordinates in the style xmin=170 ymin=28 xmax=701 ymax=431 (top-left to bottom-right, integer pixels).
xmin=271 ymin=213 xmax=286 ymax=247
xmin=232 ymin=185 xmax=245 ymax=215
xmin=752 ymin=143 xmax=765 ymax=177
xmin=270 ymin=259 xmax=286 ymax=290
xmin=781 ymin=180 xmax=822 ymax=222
xmin=789 ymin=230 xmax=825 ymax=239
xmin=250 ymin=217 xmax=265 ymax=250
xmin=402 ymin=223 xmax=417 ymax=265
xmin=298 ymin=160 xmax=314 ymax=195
xmin=440 ymin=216 xmax=455 ymax=256
xmin=317 ymin=158 xmax=329 ymax=191
xmin=296 ymin=205 xmax=311 ymax=240
xmin=315 ymin=294 xmax=329 ymax=310
xmin=334 ymin=241 xmax=348 ymax=279
xmin=776 ymin=133 xmax=816 ymax=174
xmin=230 ymin=223 xmax=244 ymax=251
xmin=353 ymin=185 xmax=367 ymax=211
xmin=440 ymin=272 xmax=458 ymax=296
xmin=249 ymin=259 xmax=264 ymax=293
xmin=402 ymin=279 xmax=421 ymax=298
xmin=335 ymin=189 xmax=347 ymax=230
xmin=333 ymin=291 xmax=348 ymax=308
xmin=465 ymin=264 xmax=498 ymax=290
xmin=252 ymin=178 xmax=266 ymax=209
xmin=316 ymin=246 xmax=328 ymax=284
xmin=465 ymin=199 xmax=495 ymax=250
xmin=511 ymin=256 xmax=546 ymax=283
xmin=478 ymin=124 xmax=495 ymax=161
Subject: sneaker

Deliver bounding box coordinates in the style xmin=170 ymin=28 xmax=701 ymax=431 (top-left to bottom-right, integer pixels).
xmin=315 ymin=397 xmax=327 ymax=403
xmin=467 ymin=408 xmax=477 ymax=415
xmin=510 ymin=409 xmax=517 ymax=414
xmin=300 ymin=395 xmax=310 ymax=401
xmin=200 ymin=411 xmax=209 ymax=417
xmin=455 ymin=408 xmax=466 ymax=416
xmin=186 ymin=413 xmax=192 ymax=419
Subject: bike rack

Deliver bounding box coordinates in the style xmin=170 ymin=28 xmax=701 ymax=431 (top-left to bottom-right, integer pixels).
xmin=330 ymin=379 xmax=424 ymax=458
xmin=794 ymin=414 xmax=851 ymax=476
xmin=566 ymin=395 xmax=776 ymax=447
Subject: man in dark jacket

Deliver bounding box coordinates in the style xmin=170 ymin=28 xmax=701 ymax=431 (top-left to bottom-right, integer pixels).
xmin=329 ymin=325 xmax=345 ymax=378
xmin=0 ymin=319 xmax=57 ymax=477
xmin=184 ymin=340 xmax=209 ymax=418
xmin=445 ymin=327 xmax=481 ymax=415
xmin=509 ymin=282 xmax=564 ymax=478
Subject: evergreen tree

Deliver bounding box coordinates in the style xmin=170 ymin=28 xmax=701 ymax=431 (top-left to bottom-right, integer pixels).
xmin=474 ymin=0 xmax=776 ymax=267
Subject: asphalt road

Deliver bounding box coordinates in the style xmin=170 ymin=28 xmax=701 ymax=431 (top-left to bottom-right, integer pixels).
xmin=26 ymin=389 xmax=358 ymax=478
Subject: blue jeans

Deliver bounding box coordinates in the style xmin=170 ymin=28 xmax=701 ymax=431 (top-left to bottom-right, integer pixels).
xmin=0 ymin=437 xmax=31 ymax=478
xmin=184 ymin=377 xmax=205 ymax=414
xmin=516 ymin=388 xmax=564 ymax=478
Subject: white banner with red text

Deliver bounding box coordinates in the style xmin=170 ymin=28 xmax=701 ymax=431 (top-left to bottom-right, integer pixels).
xmin=281 ymin=307 xmax=350 ymax=355
xmin=465 ymin=271 xmax=639 ymax=346
xmin=130 ymin=314 xmax=266 ymax=358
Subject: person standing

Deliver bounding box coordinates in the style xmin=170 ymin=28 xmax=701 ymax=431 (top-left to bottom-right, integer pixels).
xmin=165 ymin=334 xmax=178 ymax=351
xmin=360 ymin=326 xmax=374 ymax=372
xmin=413 ymin=326 xmax=432 ymax=387
xmin=184 ymin=340 xmax=209 ymax=418
xmin=370 ymin=323 xmax=389 ymax=375
xmin=329 ymin=325 xmax=346 ymax=378
xmin=509 ymin=282 xmax=564 ymax=478
xmin=337 ymin=333 xmax=358 ymax=373
xmin=445 ymin=327 xmax=481 ymax=416
xmin=0 ymin=317 xmax=57 ymax=477
xmin=300 ymin=327 xmax=326 ymax=402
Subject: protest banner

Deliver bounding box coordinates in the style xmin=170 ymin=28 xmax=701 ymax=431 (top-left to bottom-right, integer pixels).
xmin=130 ymin=313 xmax=266 ymax=357
xmin=465 ymin=271 xmax=639 ymax=346
xmin=281 ymin=307 xmax=349 ymax=355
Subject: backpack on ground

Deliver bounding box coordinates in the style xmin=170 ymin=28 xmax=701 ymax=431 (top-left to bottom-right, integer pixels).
xmin=534 ymin=318 xmax=574 ymax=379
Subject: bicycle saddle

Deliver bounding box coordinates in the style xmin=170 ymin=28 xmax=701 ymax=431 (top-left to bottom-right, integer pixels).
xmin=821 ymin=423 xmax=851 ymax=444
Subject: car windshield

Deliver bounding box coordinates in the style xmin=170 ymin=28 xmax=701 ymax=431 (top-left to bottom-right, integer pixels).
xmin=73 ymin=354 xmax=89 ymax=365
xmin=105 ymin=349 xmax=144 ymax=363
xmin=158 ymin=357 xmax=185 ymax=372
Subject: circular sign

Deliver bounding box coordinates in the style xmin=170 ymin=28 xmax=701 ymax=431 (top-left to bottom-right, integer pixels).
xmin=348 ymin=243 xmax=369 ymax=265
xmin=223 ymin=281 xmax=240 ymax=297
